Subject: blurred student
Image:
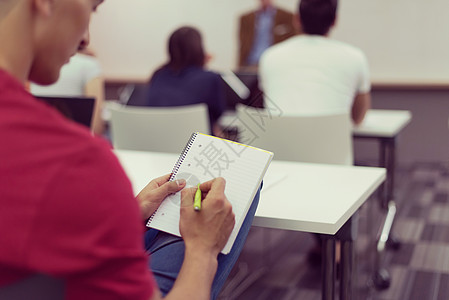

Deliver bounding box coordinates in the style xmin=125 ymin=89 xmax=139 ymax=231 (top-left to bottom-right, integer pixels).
xmin=0 ymin=0 xmax=259 ymax=299
xmin=259 ymin=0 xmax=371 ymax=262
xmin=238 ymin=0 xmax=296 ymax=68
xmin=146 ymin=26 xmax=226 ymax=137
xmin=31 ymin=48 xmax=106 ymax=136
xmin=259 ymin=0 xmax=371 ymax=125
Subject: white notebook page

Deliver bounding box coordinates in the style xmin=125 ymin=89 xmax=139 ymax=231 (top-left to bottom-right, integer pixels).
xmin=147 ymin=133 xmax=273 ymax=254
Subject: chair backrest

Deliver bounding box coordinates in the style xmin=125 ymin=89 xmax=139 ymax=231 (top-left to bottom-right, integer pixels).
xmin=0 ymin=274 xmax=64 ymax=300
xmin=109 ymin=103 xmax=210 ymax=153
xmin=236 ymin=104 xmax=353 ymax=165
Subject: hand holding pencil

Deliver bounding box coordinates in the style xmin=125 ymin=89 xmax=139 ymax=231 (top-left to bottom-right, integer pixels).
xmin=179 ymin=177 xmax=235 ymax=256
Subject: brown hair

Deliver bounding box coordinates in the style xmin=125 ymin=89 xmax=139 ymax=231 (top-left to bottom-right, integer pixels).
xmin=166 ymin=26 xmax=205 ymax=71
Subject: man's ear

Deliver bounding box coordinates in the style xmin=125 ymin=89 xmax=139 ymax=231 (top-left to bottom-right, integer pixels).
xmin=33 ymin=0 xmax=53 ymax=17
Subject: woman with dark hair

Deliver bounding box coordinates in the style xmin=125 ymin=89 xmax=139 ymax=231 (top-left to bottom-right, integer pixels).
xmin=146 ymin=26 xmax=226 ymax=136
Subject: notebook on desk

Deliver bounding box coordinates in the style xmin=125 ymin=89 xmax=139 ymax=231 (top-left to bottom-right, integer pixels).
xmin=36 ymin=96 xmax=95 ymax=128
xmin=146 ymin=132 xmax=273 ymax=254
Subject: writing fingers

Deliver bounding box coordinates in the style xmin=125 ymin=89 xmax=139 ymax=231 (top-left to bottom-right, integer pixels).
xmin=199 ymin=177 xmax=225 ymax=194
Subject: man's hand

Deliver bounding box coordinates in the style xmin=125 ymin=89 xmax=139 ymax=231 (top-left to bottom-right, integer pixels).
xmin=136 ymin=174 xmax=186 ymax=221
xmin=179 ymin=177 xmax=235 ymax=256
xmin=352 ymin=92 xmax=371 ymax=125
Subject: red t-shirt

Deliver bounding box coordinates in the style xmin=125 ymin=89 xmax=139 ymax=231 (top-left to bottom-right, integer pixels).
xmin=0 ymin=70 xmax=155 ymax=299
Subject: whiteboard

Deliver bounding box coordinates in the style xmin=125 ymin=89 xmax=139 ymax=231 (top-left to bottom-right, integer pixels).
xmin=331 ymin=0 xmax=449 ymax=86
xmin=90 ymin=0 xmax=449 ymax=85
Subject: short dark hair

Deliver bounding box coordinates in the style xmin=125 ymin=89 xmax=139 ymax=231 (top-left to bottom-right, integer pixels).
xmin=166 ymin=26 xmax=205 ymax=71
xmin=299 ymin=0 xmax=337 ymax=35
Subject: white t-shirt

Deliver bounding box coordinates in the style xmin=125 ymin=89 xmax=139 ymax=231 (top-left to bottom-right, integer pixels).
xmin=259 ymin=35 xmax=370 ymax=116
xmin=31 ymin=53 xmax=102 ymax=96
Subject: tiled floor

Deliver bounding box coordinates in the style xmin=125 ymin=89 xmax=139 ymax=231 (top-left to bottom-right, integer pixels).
xmin=218 ymin=163 xmax=449 ymax=299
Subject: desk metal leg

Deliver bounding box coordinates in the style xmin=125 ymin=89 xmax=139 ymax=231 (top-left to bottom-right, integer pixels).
xmin=373 ymin=201 xmax=396 ymax=288
xmin=373 ymin=137 xmax=400 ymax=289
xmin=378 ymin=138 xmax=387 ymax=205
xmin=379 ymin=137 xmax=400 ymax=248
xmin=384 ymin=139 xmax=401 ymax=250
xmin=322 ymin=236 xmax=336 ymax=300
xmin=340 ymin=240 xmax=354 ymax=300
xmin=386 ymin=139 xmax=396 ymax=204
xmin=379 ymin=138 xmax=396 ymax=207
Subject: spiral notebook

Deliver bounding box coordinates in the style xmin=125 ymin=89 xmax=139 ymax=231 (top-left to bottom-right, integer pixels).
xmin=146 ymin=132 xmax=273 ymax=254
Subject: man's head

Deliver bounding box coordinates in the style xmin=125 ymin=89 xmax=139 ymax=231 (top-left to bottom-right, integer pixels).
xmin=298 ymin=0 xmax=337 ymax=36
xmin=0 ymin=0 xmax=103 ymax=85
xmin=259 ymin=0 xmax=273 ymax=10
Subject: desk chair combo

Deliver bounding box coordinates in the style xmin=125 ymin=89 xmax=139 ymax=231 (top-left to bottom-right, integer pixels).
xmin=235 ymin=104 xmax=393 ymax=298
xmin=236 ymin=104 xmax=355 ymax=298
xmin=108 ymin=103 xmax=210 ymax=153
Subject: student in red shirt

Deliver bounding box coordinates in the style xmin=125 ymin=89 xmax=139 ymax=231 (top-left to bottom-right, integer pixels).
xmin=0 ymin=1 xmax=259 ymax=299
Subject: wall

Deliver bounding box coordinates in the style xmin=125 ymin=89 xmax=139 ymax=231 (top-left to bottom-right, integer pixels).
xmin=332 ymin=0 xmax=449 ymax=85
xmin=354 ymin=88 xmax=449 ymax=167
xmin=89 ymin=0 xmax=296 ymax=81
xmin=92 ymin=0 xmax=449 ymax=85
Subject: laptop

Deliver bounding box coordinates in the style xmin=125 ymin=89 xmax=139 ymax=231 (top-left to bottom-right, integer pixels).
xmin=36 ymin=96 xmax=95 ymax=128
xmin=220 ymin=71 xmax=264 ymax=110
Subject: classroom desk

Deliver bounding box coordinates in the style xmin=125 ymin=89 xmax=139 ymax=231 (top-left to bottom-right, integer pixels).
xmin=353 ymin=109 xmax=412 ymax=289
xmin=114 ymin=149 xmax=386 ymax=300
xmin=353 ymin=109 xmax=412 ymax=205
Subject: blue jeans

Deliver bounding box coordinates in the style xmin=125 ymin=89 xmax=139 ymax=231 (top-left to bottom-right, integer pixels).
xmin=144 ymin=186 xmax=261 ymax=299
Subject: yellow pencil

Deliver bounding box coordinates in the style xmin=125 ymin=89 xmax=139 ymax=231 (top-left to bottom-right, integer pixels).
xmin=194 ymin=183 xmax=202 ymax=211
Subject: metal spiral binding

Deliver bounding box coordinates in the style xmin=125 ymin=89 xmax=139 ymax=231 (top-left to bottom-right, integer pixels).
xmin=147 ymin=132 xmax=198 ymax=226
xmin=169 ymin=132 xmax=197 ymax=181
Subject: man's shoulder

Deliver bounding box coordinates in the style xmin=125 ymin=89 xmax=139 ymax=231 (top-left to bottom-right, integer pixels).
xmin=275 ymin=6 xmax=294 ymax=18
xmin=283 ymin=36 xmax=366 ymax=60
xmin=262 ymin=36 xmax=298 ymax=55
xmin=240 ymin=9 xmax=256 ymax=21
xmin=0 ymin=82 xmax=115 ymax=173
xmin=327 ymin=39 xmax=368 ymax=60
xmin=0 ymin=82 xmax=133 ymax=217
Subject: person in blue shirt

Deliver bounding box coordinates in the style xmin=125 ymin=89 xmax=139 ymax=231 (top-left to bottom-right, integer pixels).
xmin=238 ymin=0 xmax=296 ymax=68
xmin=146 ymin=26 xmax=226 ymax=137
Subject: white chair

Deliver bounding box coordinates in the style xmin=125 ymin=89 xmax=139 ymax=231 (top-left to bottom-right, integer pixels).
xmin=236 ymin=104 xmax=353 ymax=165
xmin=109 ymin=103 xmax=210 ymax=153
